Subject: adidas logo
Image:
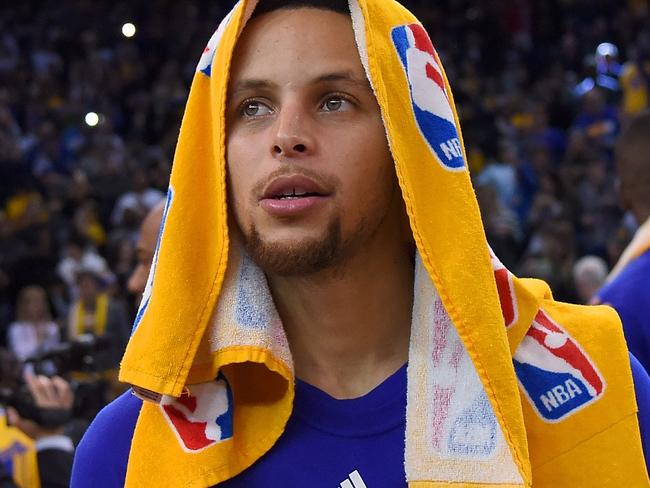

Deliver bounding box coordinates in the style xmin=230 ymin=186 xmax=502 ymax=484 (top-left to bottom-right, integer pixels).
xmin=339 ymin=470 xmax=368 ymax=488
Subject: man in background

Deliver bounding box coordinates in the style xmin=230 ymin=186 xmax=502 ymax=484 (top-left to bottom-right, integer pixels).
xmin=3 ymin=372 xmax=74 ymax=488
xmin=572 ymin=255 xmax=608 ymax=304
xmin=596 ymin=109 xmax=650 ymax=372
xmin=4 ymin=203 xmax=165 ymax=487
xmin=126 ymin=202 xmax=165 ymax=304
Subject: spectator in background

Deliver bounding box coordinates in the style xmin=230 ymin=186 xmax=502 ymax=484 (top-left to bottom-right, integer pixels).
xmin=110 ymin=167 xmax=164 ymax=228
xmin=5 ymin=372 xmax=75 ymax=488
xmin=7 ymin=286 xmax=60 ymax=363
xmin=571 ymin=87 xmax=619 ymax=153
xmin=126 ymin=201 xmax=165 ymax=307
xmin=620 ymin=30 xmax=650 ymax=119
xmin=596 ymin=109 xmax=650 ymax=372
xmin=574 ymin=42 xmax=622 ymax=103
xmin=67 ymin=269 xmax=129 ymax=375
xmin=65 ymin=267 xmax=130 ymax=414
xmin=572 ymin=255 xmax=608 ymax=304
xmin=475 ymin=184 xmax=522 ymax=268
xmin=56 ymin=236 xmax=110 ymax=299
xmin=595 ymin=42 xmax=622 ymax=92
xmin=72 ymin=200 xmax=107 ymax=249
xmin=475 ymin=139 xmax=520 ymax=214
xmin=575 ymin=157 xmax=620 ymax=256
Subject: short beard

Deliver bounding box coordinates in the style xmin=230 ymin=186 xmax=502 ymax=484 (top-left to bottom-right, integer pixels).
xmin=242 ymin=216 xmax=345 ymax=276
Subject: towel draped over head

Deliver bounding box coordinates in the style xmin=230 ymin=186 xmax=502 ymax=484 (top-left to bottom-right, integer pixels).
xmin=119 ymin=1 xmax=648 ymax=486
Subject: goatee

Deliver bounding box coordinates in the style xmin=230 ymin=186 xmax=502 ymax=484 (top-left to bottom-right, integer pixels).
xmin=242 ymin=217 xmax=344 ymax=276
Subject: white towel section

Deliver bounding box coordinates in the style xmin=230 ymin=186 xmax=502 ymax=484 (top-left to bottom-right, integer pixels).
xmin=405 ymin=254 xmax=524 ymax=484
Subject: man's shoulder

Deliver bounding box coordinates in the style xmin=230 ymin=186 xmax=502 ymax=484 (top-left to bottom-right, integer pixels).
xmin=600 ymin=249 xmax=650 ymax=301
xmin=71 ymin=390 xmax=142 ymax=488
xmin=86 ymin=389 xmax=141 ymax=433
xmin=596 ymin=250 xmax=650 ymax=324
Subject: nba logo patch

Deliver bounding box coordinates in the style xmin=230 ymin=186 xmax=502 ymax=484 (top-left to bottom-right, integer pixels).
xmin=514 ymin=310 xmax=605 ymax=422
xmin=196 ymin=5 xmax=237 ymax=77
xmin=391 ymin=24 xmax=466 ymax=171
xmin=489 ymin=250 xmax=518 ymax=328
xmin=160 ymin=374 xmax=234 ymax=452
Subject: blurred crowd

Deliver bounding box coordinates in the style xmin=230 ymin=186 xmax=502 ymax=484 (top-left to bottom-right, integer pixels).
xmin=425 ymin=0 xmax=650 ymax=302
xmin=0 ymin=0 xmax=649 ymax=430
xmin=0 ymin=0 xmax=234 ymax=371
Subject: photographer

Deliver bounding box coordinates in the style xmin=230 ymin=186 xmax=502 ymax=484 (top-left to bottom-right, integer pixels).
xmin=67 ymin=268 xmax=130 ymax=407
xmin=6 ymin=372 xmax=74 ymax=488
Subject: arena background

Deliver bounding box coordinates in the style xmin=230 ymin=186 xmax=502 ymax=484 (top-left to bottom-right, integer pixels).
xmin=0 ymin=0 xmax=648 ymax=415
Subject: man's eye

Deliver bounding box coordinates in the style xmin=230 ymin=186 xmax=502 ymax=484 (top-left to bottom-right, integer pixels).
xmin=322 ymin=97 xmax=350 ymax=112
xmin=241 ymin=101 xmax=272 ymax=117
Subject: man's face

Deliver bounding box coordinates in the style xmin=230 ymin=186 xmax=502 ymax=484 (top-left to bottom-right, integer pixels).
xmin=127 ymin=204 xmax=164 ymax=298
xmin=78 ymin=274 xmax=100 ymax=302
xmin=226 ymin=8 xmax=400 ymax=275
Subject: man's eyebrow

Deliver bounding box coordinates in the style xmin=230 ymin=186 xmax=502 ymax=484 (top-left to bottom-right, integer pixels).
xmin=311 ymin=71 xmax=370 ymax=87
xmin=229 ymin=71 xmax=370 ymax=96
xmin=230 ymin=79 xmax=277 ymax=96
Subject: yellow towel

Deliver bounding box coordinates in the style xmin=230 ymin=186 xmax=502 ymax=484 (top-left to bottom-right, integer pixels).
xmin=119 ymin=1 xmax=648 ymax=486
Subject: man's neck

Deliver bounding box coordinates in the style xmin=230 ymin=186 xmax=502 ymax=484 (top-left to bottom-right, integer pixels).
xmin=268 ymin=238 xmax=414 ymax=400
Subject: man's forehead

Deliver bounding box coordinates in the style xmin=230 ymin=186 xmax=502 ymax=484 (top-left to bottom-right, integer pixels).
xmin=231 ymin=8 xmax=365 ymax=82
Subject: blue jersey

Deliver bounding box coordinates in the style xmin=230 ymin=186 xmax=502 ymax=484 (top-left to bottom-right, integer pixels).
xmin=597 ymin=249 xmax=650 ymax=373
xmin=72 ymin=364 xmax=408 ymax=487
xmin=72 ymin=358 xmax=650 ymax=487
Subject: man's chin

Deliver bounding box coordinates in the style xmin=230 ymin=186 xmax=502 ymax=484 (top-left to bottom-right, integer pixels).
xmin=243 ymin=221 xmax=341 ymax=276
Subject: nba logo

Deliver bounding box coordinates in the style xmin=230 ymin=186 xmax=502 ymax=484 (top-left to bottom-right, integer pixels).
xmin=514 ymin=310 xmax=605 ymax=422
xmin=196 ymin=6 xmax=237 ymax=77
xmin=160 ymin=374 xmax=234 ymax=452
xmin=391 ymin=24 xmax=466 ymax=171
xmin=489 ymin=250 xmax=518 ymax=329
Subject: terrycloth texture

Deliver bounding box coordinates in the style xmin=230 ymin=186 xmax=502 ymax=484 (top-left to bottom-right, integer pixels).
xmin=119 ymin=1 xmax=649 ymax=486
xmin=406 ymin=256 xmax=521 ymax=484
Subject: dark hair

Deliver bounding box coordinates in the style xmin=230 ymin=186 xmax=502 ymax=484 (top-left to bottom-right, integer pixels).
xmin=251 ymin=0 xmax=350 ymax=18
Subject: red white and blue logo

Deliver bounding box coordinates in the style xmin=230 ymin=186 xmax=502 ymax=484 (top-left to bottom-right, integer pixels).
xmin=196 ymin=6 xmax=237 ymax=77
xmin=514 ymin=310 xmax=605 ymax=422
xmin=160 ymin=374 xmax=234 ymax=452
xmin=489 ymin=249 xmax=518 ymax=329
xmin=391 ymin=24 xmax=466 ymax=171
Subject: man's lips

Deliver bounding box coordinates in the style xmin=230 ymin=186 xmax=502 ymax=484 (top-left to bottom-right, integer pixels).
xmin=259 ymin=174 xmax=331 ymax=217
xmin=261 ymin=174 xmax=329 ymax=200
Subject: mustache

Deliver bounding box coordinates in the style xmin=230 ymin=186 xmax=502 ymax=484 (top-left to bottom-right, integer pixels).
xmin=251 ymin=166 xmax=340 ymax=199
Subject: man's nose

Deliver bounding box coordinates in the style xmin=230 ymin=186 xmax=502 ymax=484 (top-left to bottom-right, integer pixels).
xmin=127 ymin=264 xmax=148 ymax=296
xmin=271 ymin=103 xmax=315 ymax=158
